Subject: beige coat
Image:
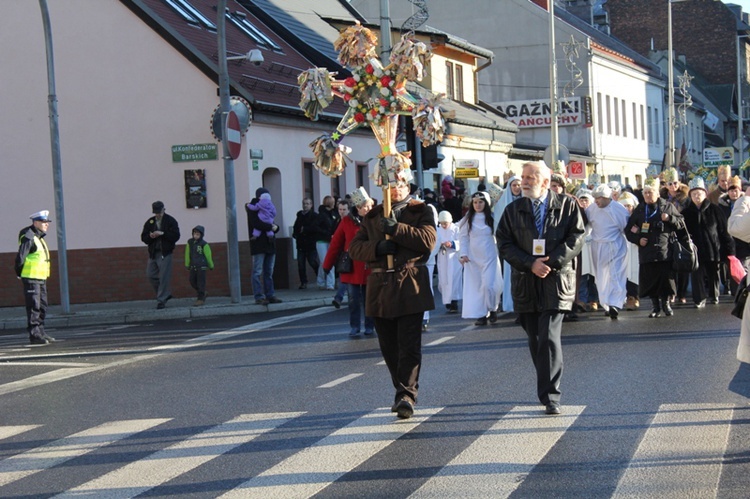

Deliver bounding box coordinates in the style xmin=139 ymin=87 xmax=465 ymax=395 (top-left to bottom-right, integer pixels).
xmin=728 ymin=195 xmax=750 ymax=363
xmin=349 ymin=199 xmax=436 ymax=319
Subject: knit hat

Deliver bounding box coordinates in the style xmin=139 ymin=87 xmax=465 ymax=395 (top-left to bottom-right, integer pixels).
xmin=255 ymin=187 xmax=269 ymax=199
xmin=593 ymin=184 xmax=612 ymax=199
xmin=688 ymin=176 xmax=707 ymax=193
xmin=438 ymin=210 xmax=453 ymax=223
xmin=643 ymin=177 xmax=659 ymax=192
xmin=662 ymin=167 xmax=679 ymax=183
xmin=192 ymin=225 xmax=205 ymax=236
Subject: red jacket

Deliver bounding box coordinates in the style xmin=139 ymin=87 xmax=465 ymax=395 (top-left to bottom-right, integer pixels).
xmin=323 ymin=215 xmax=371 ymax=285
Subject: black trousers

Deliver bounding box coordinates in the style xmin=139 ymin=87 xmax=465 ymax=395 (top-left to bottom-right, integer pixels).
xmin=691 ymin=260 xmax=720 ymax=304
xmin=189 ymin=268 xmax=206 ymax=299
xmin=373 ymin=313 xmax=423 ymax=404
xmin=22 ymin=278 xmax=47 ymax=339
xmin=297 ymin=249 xmax=319 ymax=284
xmin=519 ymin=311 xmax=564 ymax=405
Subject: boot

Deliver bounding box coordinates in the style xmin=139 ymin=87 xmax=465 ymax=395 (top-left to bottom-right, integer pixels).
xmin=648 ymin=297 xmax=661 ymax=318
xmin=661 ymin=298 xmax=673 ymax=317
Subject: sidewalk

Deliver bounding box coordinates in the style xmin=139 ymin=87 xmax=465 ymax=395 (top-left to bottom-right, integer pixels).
xmin=0 ymin=287 xmax=344 ymax=330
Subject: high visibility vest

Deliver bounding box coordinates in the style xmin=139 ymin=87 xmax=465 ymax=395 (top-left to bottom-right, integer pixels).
xmin=21 ymin=234 xmax=50 ymax=280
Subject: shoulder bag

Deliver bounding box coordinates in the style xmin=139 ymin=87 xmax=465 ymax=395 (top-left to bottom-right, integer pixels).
xmin=671 ymin=227 xmax=698 ymax=273
xmin=732 ymin=275 xmax=749 ymax=319
xmin=335 ymin=251 xmax=353 ymax=274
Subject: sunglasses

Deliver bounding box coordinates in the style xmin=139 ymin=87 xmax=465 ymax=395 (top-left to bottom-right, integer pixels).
xmin=667 ymin=182 xmax=679 ymax=186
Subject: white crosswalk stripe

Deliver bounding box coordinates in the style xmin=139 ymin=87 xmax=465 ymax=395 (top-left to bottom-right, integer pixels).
xmin=409 ymin=405 xmax=586 ymax=498
xmin=612 ymin=403 xmax=734 ymax=499
xmin=53 ymin=412 xmax=303 ymax=499
xmin=219 ymin=407 xmax=443 ymax=498
xmin=0 ymin=425 xmax=40 ymax=441
xmin=0 ymin=419 xmax=169 ymax=488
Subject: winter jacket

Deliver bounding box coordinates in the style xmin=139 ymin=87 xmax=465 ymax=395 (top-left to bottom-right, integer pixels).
xmin=625 ymin=198 xmax=684 ymax=263
xmin=246 ymin=198 xmax=278 ymax=255
xmin=185 ymin=238 xmax=214 ymax=270
xmin=496 ymin=191 xmax=584 ymax=313
xmin=683 ymin=198 xmax=735 ymax=262
xmin=140 ymin=213 xmax=180 ymax=258
xmin=292 ymin=209 xmax=319 ymax=252
xmin=314 ymin=206 xmax=338 ymax=243
xmin=322 ymin=213 xmax=371 ymax=285
xmin=349 ymin=199 xmax=436 ymax=319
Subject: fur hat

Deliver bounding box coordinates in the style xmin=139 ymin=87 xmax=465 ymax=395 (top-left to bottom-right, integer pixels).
xmin=729 ymin=175 xmax=743 ymax=190
xmin=688 ymin=176 xmax=707 ymax=193
xmin=662 ymin=167 xmax=679 ymax=183
xmin=438 ymin=210 xmax=453 ymax=223
xmin=593 ymin=184 xmax=612 ymax=199
xmin=643 ymin=178 xmax=659 ymax=192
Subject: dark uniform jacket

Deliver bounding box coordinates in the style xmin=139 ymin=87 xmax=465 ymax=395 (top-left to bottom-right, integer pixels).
xmin=349 ymin=198 xmax=436 ymax=319
xmin=625 ymin=198 xmax=684 ymax=263
xmin=496 ymin=191 xmax=584 ymax=313
xmin=140 ymin=213 xmax=180 ymax=258
xmin=683 ymin=198 xmax=735 ymax=262
xmin=246 ymin=198 xmax=278 ymax=255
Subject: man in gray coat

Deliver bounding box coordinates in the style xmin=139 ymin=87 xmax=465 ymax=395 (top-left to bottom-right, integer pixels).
xmin=497 ymin=162 xmax=584 ymax=415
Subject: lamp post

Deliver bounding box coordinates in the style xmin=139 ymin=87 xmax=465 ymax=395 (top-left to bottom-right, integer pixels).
xmin=217 ymin=0 xmax=241 ymax=303
xmin=667 ymin=0 xmax=688 ymax=169
xmin=548 ymin=0 xmax=560 ymax=167
xmin=737 ymin=34 xmax=750 ymax=169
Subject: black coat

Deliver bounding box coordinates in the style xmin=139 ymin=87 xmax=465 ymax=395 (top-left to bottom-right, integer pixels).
xmin=683 ymin=199 xmax=735 ymax=262
xmin=625 ymin=198 xmax=683 ymax=263
xmin=246 ymin=199 xmax=278 ymax=255
xmin=292 ymin=209 xmax=319 ymax=252
xmin=496 ymin=191 xmax=584 ymax=313
xmin=314 ymin=206 xmax=338 ymax=243
xmin=140 ymin=213 xmax=180 ymax=258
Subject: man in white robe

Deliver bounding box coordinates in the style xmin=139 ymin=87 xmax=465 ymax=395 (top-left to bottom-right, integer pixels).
xmin=585 ymin=184 xmax=630 ymax=319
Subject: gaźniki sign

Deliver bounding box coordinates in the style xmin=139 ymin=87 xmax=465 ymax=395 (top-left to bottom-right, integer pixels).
xmin=493 ymin=97 xmax=581 ymax=129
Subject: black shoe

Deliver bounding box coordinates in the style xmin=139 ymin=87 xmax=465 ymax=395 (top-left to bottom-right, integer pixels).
xmin=299 ymin=283 xmax=307 ymax=290
xmin=488 ymin=311 xmax=498 ymax=324
xmin=156 ymin=302 xmax=166 ymax=310
xmin=332 ymin=299 xmax=341 ymax=309
xmin=474 ymin=316 xmax=488 ymax=326
xmin=396 ymin=399 xmax=414 ymax=419
xmin=609 ymin=307 xmax=619 ymax=320
xmin=29 ymin=335 xmax=50 ymax=345
xmin=563 ymin=312 xmax=578 ymax=322
xmin=648 ymin=308 xmax=661 ymax=318
xmin=255 ymin=298 xmax=269 ymax=305
xmin=545 ymin=402 xmax=561 ymax=415
xmin=267 ymin=296 xmax=282 ymax=304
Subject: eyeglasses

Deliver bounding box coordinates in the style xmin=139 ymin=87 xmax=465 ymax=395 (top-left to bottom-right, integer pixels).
xmin=667 ymin=182 xmax=679 ymax=186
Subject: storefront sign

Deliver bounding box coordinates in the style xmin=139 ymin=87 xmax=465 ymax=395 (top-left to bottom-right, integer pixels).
xmin=172 ymin=144 xmax=218 ymax=163
xmin=703 ymin=147 xmax=734 ymax=168
xmin=492 ymin=97 xmax=581 ymax=128
xmin=455 ymin=159 xmax=480 ymax=179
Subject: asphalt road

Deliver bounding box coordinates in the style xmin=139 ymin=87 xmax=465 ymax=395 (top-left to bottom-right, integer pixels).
xmin=0 ymin=299 xmax=748 ymax=498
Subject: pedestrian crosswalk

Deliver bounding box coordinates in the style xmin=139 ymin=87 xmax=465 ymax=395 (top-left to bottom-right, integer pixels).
xmin=0 ymin=403 xmax=744 ymax=497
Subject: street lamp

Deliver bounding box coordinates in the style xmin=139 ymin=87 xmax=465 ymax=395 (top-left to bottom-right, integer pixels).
xmin=548 ymin=0 xmax=560 ymax=167
xmin=737 ymin=34 xmax=750 ymax=168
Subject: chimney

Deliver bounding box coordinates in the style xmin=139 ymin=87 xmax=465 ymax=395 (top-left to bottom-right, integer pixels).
xmin=564 ymin=0 xmax=595 ymax=25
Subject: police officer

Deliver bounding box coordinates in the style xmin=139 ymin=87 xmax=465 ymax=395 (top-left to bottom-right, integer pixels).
xmin=15 ymin=210 xmax=55 ymax=345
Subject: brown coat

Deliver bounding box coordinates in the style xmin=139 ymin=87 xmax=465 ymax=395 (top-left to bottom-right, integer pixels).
xmin=349 ymin=199 xmax=436 ymax=319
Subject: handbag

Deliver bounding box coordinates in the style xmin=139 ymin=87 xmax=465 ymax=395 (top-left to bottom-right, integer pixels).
xmin=671 ymin=228 xmax=698 ymax=273
xmin=732 ymin=275 xmax=749 ymax=319
xmin=335 ymin=251 xmax=353 ymax=274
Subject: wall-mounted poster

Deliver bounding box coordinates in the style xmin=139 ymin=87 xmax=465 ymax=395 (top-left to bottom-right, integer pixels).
xmin=185 ymin=169 xmax=207 ymax=209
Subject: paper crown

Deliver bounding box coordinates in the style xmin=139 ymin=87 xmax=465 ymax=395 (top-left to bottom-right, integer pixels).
xmin=662 ymin=167 xmax=678 ymax=183
xmin=730 ymin=175 xmax=743 ymax=189
xmin=349 ymin=186 xmax=372 ymax=207
xmin=643 ymin=178 xmax=658 ymax=191
xmin=688 ymin=176 xmax=707 ymax=192
xmin=618 ymin=191 xmax=639 ymax=207
xmin=30 ymin=210 xmax=51 ymax=222
xmin=608 ymin=180 xmax=621 ymax=191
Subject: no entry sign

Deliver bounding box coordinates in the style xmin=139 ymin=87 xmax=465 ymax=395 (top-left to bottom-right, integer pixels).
xmin=226 ymin=111 xmax=242 ymax=160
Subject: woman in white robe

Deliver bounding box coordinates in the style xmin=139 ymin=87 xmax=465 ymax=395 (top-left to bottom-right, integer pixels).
xmin=459 ymin=191 xmax=503 ymax=325
xmin=494 ymin=176 xmax=522 ymax=312
xmin=728 ymin=191 xmax=750 ymax=363
xmin=437 ymin=211 xmax=462 ymax=313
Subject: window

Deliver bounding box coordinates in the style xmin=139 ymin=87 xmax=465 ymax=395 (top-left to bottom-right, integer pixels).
xmin=446 ymin=62 xmax=455 ymax=100
xmin=357 ymin=163 xmax=369 ymax=192
xmin=455 ymin=65 xmax=464 ymax=102
xmin=632 ymin=103 xmax=638 ymax=139
xmin=597 ymin=93 xmax=603 ymax=134
xmin=647 ymin=106 xmax=653 ymax=144
xmin=226 ymin=11 xmax=282 ymax=51
xmin=622 ymin=100 xmax=627 ymax=138
xmin=640 ymin=105 xmax=645 ymax=141
xmin=654 ymin=108 xmax=661 ymax=145
xmin=614 ymin=98 xmax=619 ymax=136
xmin=606 ymin=95 xmax=612 ymax=135
xmin=303 ymin=162 xmax=315 ymax=206
xmin=331 ymin=176 xmax=341 ymax=200
xmin=164 ymin=0 xmax=216 ymax=30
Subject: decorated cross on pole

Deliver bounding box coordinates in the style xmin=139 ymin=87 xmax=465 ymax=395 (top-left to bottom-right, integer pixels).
xmin=297 ymin=22 xmax=446 ymax=269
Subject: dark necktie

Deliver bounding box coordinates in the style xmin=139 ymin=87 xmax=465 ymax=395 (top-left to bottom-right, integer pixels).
xmin=533 ymin=199 xmax=543 ymax=235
